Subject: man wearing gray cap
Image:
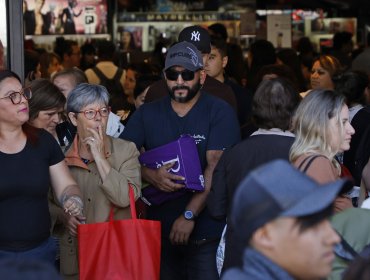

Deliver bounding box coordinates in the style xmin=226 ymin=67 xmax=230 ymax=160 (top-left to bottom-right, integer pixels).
xmin=145 ymin=25 xmax=237 ymax=112
xmin=222 ymin=159 xmax=349 ymax=280
xmin=121 ymin=41 xmax=240 ymax=279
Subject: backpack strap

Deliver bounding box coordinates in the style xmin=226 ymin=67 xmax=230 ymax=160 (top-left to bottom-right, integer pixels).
xmin=297 ymin=154 xmax=326 ymax=174
xmin=335 ymin=230 xmax=359 ymax=259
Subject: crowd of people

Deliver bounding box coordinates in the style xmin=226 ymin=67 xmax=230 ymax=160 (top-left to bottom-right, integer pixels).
xmin=2 ymin=23 xmax=370 ymax=279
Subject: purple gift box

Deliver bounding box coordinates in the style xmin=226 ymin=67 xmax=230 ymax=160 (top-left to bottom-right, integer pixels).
xmin=139 ymin=135 xmax=205 ymax=205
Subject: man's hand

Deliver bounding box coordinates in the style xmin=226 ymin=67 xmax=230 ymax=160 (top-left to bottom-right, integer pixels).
xmin=169 ymin=215 xmax=195 ymax=245
xmin=143 ymin=162 xmax=185 ymax=192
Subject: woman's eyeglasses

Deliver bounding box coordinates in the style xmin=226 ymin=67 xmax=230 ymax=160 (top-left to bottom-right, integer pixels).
xmin=76 ymin=107 xmax=110 ymax=120
xmin=165 ymin=69 xmax=195 ymax=81
xmin=0 ymin=87 xmax=32 ymax=105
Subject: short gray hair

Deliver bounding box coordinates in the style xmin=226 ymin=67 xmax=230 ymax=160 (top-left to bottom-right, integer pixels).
xmin=66 ymin=83 xmax=109 ymax=113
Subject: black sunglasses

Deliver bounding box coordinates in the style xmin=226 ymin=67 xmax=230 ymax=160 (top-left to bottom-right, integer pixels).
xmin=165 ymin=69 xmax=195 ymax=81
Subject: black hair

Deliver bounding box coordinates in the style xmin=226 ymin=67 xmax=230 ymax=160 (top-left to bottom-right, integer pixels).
xmin=210 ymin=36 xmax=228 ymax=57
xmin=343 ymin=254 xmax=370 ymax=280
xmin=334 ymin=70 xmax=369 ymax=106
xmin=97 ymin=40 xmax=116 ymax=60
xmin=333 ymin=31 xmax=353 ymax=50
xmin=54 ymin=37 xmax=78 ymax=60
xmin=255 ymin=64 xmax=300 ymax=92
xmin=0 ymin=69 xmax=21 ymax=84
xmin=208 ymin=23 xmax=228 ymax=41
xmin=295 ymin=204 xmax=334 ymax=233
xmin=133 ymin=74 xmax=161 ymax=99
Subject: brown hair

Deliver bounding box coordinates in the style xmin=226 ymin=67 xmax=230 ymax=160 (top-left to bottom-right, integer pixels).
xmin=39 ymin=52 xmax=61 ymax=79
xmin=28 ymin=79 xmax=65 ymax=121
xmin=315 ymin=55 xmax=343 ymax=78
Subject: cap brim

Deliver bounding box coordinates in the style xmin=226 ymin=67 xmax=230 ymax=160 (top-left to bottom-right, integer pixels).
xmin=164 ymin=61 xmax=200 ymax=72
xmin=281 ymin=179 xmax=351 ymax=217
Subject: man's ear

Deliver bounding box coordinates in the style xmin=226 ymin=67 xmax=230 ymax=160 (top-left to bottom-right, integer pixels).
xmin=222 ymin=55 xmax=228 ymax=69
xmin=250 ymin=224 xmax=275 ymax=250
xmin=68 ymin=112 xmax=78 ymax=127
xmin=200 ymin=69 xmax=207 ymax=85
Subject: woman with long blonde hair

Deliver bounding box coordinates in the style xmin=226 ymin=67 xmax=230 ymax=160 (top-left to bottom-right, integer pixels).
xmin=290 ymin=90 xmax=355 ymax=212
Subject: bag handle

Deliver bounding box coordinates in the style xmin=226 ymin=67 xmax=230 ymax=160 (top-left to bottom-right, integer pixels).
xmin=109 ymin=183 xmax=137 ymax=221
xmin=128 ymin=183 xmax=137 ymax=220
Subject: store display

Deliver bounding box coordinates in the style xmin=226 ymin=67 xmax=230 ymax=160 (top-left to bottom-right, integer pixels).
xmin=23 ymin=0 xmax=108 ymax=35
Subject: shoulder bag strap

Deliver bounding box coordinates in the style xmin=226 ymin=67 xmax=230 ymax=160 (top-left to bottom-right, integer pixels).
xmin=298 ymin=155 xmax=326 ymax=174
xmin=128 ymin=183 xmax=137 ymax=220
xmin=336 ymin=230 xmax=359 ymax=258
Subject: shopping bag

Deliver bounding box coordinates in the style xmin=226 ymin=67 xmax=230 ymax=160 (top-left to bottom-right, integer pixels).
xmin=139 ymin=134 xmax=205 ymax=205
xmin=78 ymin=184 xmax=161 ymax=280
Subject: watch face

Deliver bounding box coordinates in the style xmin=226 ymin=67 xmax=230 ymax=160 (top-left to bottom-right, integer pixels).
xmin=184 ymin=210 xmax=194 ymax=220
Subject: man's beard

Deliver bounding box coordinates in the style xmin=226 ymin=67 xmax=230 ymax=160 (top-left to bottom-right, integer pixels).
xmin=168 ymin=80 xmax=202 ymax=103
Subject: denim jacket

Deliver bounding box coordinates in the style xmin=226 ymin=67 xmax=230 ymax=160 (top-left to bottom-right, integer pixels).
xmin=222 ymin=248 xmax=295 ymax=280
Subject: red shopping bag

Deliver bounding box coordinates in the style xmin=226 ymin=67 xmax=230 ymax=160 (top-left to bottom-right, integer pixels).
xmin=78 ymin=184 xmax=161 ymax=280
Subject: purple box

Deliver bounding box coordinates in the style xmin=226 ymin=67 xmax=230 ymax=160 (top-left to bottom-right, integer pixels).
xmin=139 ymin=135 xmax=205 ymax=205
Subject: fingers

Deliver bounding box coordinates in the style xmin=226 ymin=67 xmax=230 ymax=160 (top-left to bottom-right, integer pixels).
xmin=86 ymin=128 xmax=101 ymax=142
xmin=82 ymin=136 xmax=96 ymax=146
xmin=169 ymin=231 xmax=188 ymax=245
xmin=64 ymin=196 xmax=84 ymax=216
xmin=159 ymin=164 xmax=185 ymax=181
xmin=158 ymin=179 xmax=185 ymax=192
xmin=98 ymin=124 xmax=103 ymax=138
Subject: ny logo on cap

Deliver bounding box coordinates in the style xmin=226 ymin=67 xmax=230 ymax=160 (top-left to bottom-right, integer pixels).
xmin=191 ymin=31 xmax=200 ymax=42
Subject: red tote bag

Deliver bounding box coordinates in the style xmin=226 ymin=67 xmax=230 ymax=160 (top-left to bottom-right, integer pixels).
xmin=78 ymin=184 xmax=161 ymax=280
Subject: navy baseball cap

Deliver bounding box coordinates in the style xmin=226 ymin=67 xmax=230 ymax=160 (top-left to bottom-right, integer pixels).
xmin=231 ymin=159 xmax=351 ymax=243
xmin=178 ymin=25 xmax=211 ymax=54
xmin=164 ymin=41 xmax=203 ymax=72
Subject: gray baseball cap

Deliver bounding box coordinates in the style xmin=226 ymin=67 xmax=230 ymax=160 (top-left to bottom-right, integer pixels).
xmin=164 ymin=41 xmax=203 ymax=72
xmin=231 ymin=159 xmax=352 ymax=242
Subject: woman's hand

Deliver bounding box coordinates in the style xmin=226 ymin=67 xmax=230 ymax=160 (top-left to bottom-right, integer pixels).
xmin=83 ymin=125 xmax=105 ymax=161
xmin=65 ymin=214 xmax=86 ymax=237
xmin=334 ymin=195 xmax=353 ymax=213
xmin=63 ymin=195 xmax=84 ymax=216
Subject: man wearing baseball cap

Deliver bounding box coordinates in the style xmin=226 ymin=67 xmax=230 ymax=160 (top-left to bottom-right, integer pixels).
xmin=121 ymin=41 xmax=240 ymax=279
xmin=145 ymin=25 xmax=237 ymax=112
xmin=222 ymin=159 xmax=349 ymax=280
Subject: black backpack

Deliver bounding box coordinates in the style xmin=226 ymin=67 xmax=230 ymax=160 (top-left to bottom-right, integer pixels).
xmin=92 ymin=67 xmax=126 ymax=113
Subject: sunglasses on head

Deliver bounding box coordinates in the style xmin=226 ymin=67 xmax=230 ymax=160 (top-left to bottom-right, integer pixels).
xmin=165 ymin=69 xmax=195 ymax=81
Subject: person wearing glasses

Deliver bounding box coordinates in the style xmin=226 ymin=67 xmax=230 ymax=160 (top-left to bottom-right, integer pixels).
xmin=0 ymin=70 xmax=83 ymax=264
xmin=60 ymin=83 xmax=141 ymax=279
xmin=120 ymin=42 xmax=240 ymax=280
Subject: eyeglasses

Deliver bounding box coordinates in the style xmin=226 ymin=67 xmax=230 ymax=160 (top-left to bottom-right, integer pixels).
xmin=76 ymin=107 xmax=110 ymax=120
xmin=165 ymin=69 xmax=195 ymax=81
xmin=0 ymin=87 xmax=32 ymax=105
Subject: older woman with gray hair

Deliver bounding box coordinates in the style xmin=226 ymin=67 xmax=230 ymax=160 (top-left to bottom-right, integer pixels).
xmin=59 ymin=83 xmax=141 ymax=279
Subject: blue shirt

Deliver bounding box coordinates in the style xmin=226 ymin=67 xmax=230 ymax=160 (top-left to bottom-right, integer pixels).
xmin=121 ymin=92 xmax=240 ymax=239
